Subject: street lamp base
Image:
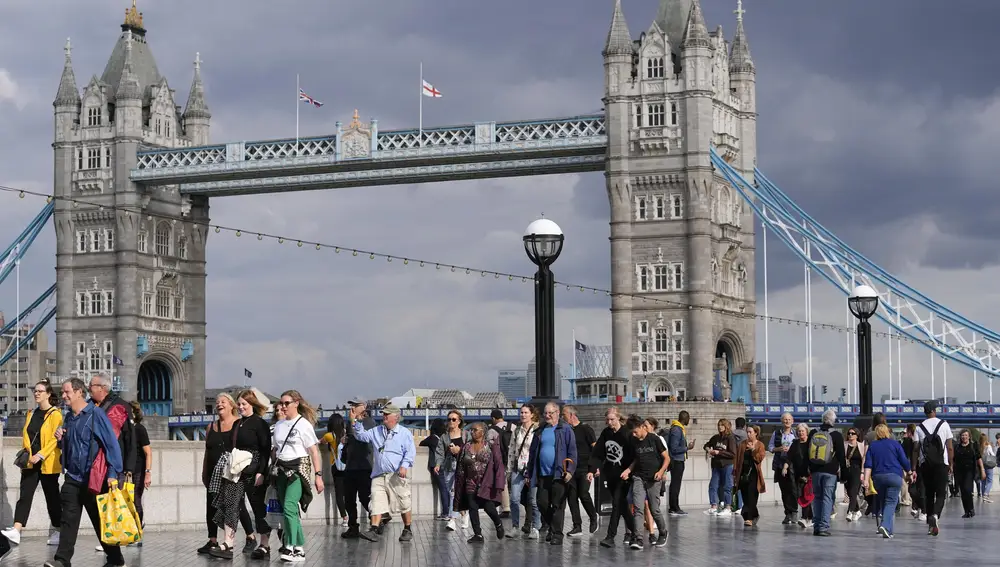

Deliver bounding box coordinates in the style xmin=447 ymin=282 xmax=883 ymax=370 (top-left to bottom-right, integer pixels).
xmin=853 ymin=415 xmax=874 ymax=438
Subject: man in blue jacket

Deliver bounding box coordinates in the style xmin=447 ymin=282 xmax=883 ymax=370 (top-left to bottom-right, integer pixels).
xmin=525 ymin=401 xmax=577 ymax=546
xmin=44 ymin=377 xmax=124 ymax=567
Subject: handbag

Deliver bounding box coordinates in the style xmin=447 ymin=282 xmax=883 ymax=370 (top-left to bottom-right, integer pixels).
xmin=15 ymin=408 xmax=56 ymax=469
xmin=265 ymin=484 xmax=283 ymax=527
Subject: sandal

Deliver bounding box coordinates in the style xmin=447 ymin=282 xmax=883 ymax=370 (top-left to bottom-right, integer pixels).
xmin=209 ymin=542 xmax=234 ymax=560
xmin=250 ymin=545 xmax=271 ymax=560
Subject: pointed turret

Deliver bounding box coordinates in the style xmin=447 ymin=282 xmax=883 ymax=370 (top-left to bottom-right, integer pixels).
xmin=729 ymin=0 xmax=754 ymax=74
xmin=54 ymin=38 xmax=81 ymax=108
xmin=183 ymin=52 xmax=211 ymax=120
xmin=681 ymin=0 xmax=710 ymax=50
xmin=183 ymin=52 xmax=211 ymax=145
xmin=603 ymin=0 xmax=632 ymax=57
xmin=115 ymin=31 xmax=142 ymax=101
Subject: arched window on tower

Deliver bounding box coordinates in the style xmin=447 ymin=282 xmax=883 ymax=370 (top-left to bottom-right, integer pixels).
xmin=155 ymin=222 xmax=171 ymax=256
xmin=670 ymin=103 xmax=678 ymax=126
xmin=646 ymin=57 xmax=664 ymax=79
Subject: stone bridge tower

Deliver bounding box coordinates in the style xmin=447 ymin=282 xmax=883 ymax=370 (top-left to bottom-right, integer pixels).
xmin=603 ymin=0 xmax=757 ymax=401
xmin=52 ymin=2 xmax=209 ymax=414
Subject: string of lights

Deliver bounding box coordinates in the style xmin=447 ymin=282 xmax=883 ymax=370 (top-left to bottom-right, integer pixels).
xmin=0 ymin=183 xmax=991 ymax=356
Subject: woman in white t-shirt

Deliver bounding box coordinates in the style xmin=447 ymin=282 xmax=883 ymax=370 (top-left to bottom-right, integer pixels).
xmin=271 ymin=390 xmax=324 ymax=563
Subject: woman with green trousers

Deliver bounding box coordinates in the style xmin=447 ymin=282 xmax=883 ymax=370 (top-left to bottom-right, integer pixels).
xmin=270 ymin=390 xmax=324 ymax=563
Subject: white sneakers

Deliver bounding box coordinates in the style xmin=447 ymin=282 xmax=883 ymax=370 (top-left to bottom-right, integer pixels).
xmin=1 ymin=527 xmax=20 ymax=545
xmin=46 ymin=529 xmax=59 ymax=546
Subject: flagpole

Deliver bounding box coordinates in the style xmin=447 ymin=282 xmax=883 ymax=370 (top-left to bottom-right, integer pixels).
xmin=419 ymin=62 xmax=423 ymax=147
xmin=571 ymin=329 xmax=576 ymax=402
xmin=295 ymin=74 xmax=300 ymax=156
xmin=15 ymin=245 xmax=20 ymax=413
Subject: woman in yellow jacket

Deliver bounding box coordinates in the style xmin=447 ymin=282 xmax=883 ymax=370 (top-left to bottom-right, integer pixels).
xmin=0 ymin=379 xmax=63 ymax=546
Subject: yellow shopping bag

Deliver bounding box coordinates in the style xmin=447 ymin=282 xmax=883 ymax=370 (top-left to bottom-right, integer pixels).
xmin=97 ymin=479 xmax=142 ymax=546
xmin=121 ymin=476 xmax=144 ymax=541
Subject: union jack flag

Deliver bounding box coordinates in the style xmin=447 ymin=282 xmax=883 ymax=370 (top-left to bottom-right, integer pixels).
xmin=298 ymin=89 xmax=323 ymax=108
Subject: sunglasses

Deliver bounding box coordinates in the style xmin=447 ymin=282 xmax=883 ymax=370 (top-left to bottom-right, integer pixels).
xmin=278 ymin=400 xmax=296 ymax=407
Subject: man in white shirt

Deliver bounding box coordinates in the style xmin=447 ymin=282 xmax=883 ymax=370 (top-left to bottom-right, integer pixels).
xmin=912 ymin=400 xmax=954 ymax=536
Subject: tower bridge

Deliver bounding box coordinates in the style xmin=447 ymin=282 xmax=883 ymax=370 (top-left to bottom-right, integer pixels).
xmin=0 ymin=0 xmax=995 ymax=419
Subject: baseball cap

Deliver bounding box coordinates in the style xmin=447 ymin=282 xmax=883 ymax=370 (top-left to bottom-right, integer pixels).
xmin=381 ymin=403 xmax=401 ymax=415
xmin=923 ymin=400 xmax=939 ymax=414
xmin=491 ymin=409 xmax=504 ymax=420
xmin=347 ymin=397 xmax=366 ymax=406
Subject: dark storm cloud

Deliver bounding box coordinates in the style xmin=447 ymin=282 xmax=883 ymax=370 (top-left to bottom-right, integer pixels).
xmin=1 ymin=0 xmax=996 ymax=402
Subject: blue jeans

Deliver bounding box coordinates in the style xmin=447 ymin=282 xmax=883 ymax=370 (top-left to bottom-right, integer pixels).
xmin=984 ymin=468 xmax=994 ymax=496
xmin=810 ymin=472 xmax=837 ymax=532
xmin=708 ymin=466 xmax=733 ymax=507
xmin=509 ymin=471 xmax=541 ymax=529
xmin=873 ymin=473 xmax=902 ymax=534
xmin=437 ymin=470 xmax=455 ymax=517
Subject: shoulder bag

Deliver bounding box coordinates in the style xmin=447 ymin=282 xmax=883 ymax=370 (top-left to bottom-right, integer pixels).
xmin=269 ymin=417 xmax=303 ymax=477
xmin=14 ymin=408 xmax=55 ymax=469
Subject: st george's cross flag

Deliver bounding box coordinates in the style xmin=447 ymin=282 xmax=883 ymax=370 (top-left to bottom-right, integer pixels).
xmin=422 ymin=80 xmax=442 ymax=98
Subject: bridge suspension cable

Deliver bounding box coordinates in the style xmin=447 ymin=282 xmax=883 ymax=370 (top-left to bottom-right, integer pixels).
xmin=0 ymin=183 xmax=994 ymax=362
xmin=711 ymin=148 xmax=1000 ymax=379
xmin=0 ymin=202 xmax=53 ymax=285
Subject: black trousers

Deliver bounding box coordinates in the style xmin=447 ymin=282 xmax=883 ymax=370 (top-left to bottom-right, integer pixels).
xmin=535 ymin=476 xmax=569 ymax=539
xmin=956 ymin=467 xmax=975 ymax=514
xmin=668 ymin=461 xmax=685 ymax=512
xmin=464 ymin=493 xmax=501 ymax=536
xmin=133 ymin=479 xmax=145 ymax=525
xmin=332 ymin=470 xmax=348 ymax=518
xmin=845 ymin=467 xmax=863 ymax=513
xmin=566 ymin=471 xmax=597 ymax=528
xmin=206 ymin=492 xmax=252 ymax=539
xmin=776 ymin=472 xmax=798 ymax=516
xmin=244 ymin=477 xmax=272 ymax=535
xmin=740 ymin=481 xmax=760 ymax=522
xmin=343 ymin=470 xmax=372 ymax=528
xmin=909 ymin=474 xmax=924 ymax=512
xmin=602 ymin=476 xmax=636 ymax=538
xmin=920 ymin=463 xmax=949 ymax=520
xmin=13 ymin=467 xmax=61 ymax=528
xmin=54 ymin=479 xmax=125 ymax=567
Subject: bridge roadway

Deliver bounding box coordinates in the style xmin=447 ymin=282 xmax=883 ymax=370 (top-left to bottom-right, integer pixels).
xmin=130 ymin=114 xmax=607 ymax=196
xmin=3 ymin=498 xmax=991 ymax=566
xmin=164 ymin=403 xmax=1000 ymax=438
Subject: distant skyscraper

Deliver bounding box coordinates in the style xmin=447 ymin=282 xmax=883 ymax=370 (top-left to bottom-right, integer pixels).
xmin=526 ymin=357 xmax=562 ymax=399
xmin=497 ymin=369 xmax=527 ymax=401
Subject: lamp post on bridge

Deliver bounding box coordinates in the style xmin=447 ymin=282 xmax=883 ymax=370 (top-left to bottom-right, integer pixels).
xmin=848 ymin=284 xmax=879 ymax=434
xmin=524 ymin=218 xmax=564 ymax=410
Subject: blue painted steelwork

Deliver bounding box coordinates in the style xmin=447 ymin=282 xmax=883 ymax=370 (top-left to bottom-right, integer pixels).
xmin=0 ymin=284 xmax=55 ymax=339
xmin=168 ymin=407 xmax=521 ymax=430
xmin=129 ymin=115 xmax=607 ymax=192
xmin=180 ymin=339 xmax=193 ymax=361
xmin=0 ymin=308 xmax=56 ymax=367
xmin=136 ymin=336 xmax=149 ymax=357
xmin=0 ymin=203 xmax=53 ymax=285
xmin=138 ymin=359 xmax=173 ymax=417
xmin=710 ymin=149 xmax=1000 ymax=379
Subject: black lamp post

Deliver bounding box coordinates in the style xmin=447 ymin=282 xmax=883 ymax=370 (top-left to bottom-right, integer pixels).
xmin=524 ymin=218 xmax=564 ymax=408
xmin=848 ymin=284 xmax=879 ymax=434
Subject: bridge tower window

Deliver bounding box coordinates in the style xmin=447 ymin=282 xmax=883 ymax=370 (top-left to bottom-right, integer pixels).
xmin=154 ymin=222 xmax=171 ymax=256
xmin=670 ymin=103 xmax=678 ymax=126
xmin=646 ymin=57 xmax=664 ymax=79
xmin=647 ymin=104 xmax=665 ymax=127
xmin=637 ymin=197 xmax=647 ymax=220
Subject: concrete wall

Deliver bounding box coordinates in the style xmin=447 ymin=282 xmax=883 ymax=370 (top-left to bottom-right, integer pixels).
xmin=1 ymin=430 xmax=846 ymax=536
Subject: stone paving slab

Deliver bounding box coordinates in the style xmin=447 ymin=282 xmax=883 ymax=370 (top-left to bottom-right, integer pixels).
xmin=2 ymin=500 xmax=994 ymax=566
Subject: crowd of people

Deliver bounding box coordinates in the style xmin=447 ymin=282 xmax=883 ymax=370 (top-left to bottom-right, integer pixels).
xmin=3 ymin=377 xmax=999 ymax=565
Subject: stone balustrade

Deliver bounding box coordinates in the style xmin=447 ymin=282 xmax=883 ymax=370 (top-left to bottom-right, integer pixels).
xmin=1 ymin=434 xmax=848 ymax=535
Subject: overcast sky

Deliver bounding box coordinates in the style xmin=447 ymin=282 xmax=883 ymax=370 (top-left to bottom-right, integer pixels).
xmin=1 ymin=0 xmax=999 ymax=406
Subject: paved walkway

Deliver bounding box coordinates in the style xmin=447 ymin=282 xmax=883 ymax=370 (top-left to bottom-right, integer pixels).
xmin=3 ymin=500 xmax=993 ymax=566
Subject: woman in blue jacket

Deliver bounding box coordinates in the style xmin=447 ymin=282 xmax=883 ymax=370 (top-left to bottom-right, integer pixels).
xmin=862 ymin=424 xmax=912 ymax=539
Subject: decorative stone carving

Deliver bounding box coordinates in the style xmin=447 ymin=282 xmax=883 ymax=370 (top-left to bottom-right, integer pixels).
xmin=180 ymin=195 xmax=192 ymax=217
xmin=609 ymin=67 xmax=619 ymax=94
xmin=341 ymin=109 xmax=371 ymax=159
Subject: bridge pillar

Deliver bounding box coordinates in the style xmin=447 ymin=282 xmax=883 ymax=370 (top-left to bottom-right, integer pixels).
xmin=602 ymin=0 xmax=757 ymax=401
xmin=51 ymin=19 xmax=207 ymax=412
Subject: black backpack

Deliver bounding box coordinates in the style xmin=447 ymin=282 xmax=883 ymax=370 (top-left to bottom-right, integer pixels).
xmin=919 ymin=421 xmax=946 ymax=466
xmin=490 ymin=423 xmax=513 ymax=466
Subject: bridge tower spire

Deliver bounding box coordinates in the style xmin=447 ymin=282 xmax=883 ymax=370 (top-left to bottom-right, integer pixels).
xmin=603 ymin=0 xmax=757 ymax=401
xmin=52 ymin=2 xmax=208 ymax=414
